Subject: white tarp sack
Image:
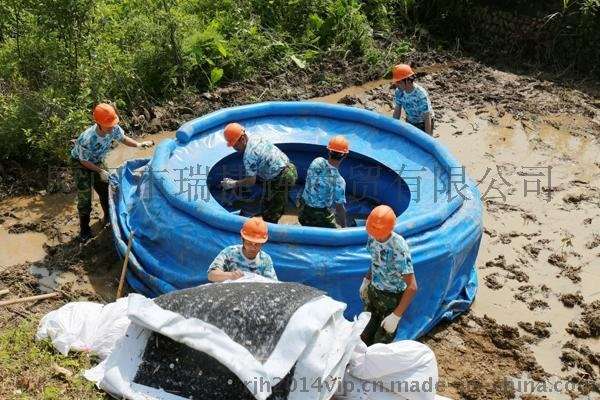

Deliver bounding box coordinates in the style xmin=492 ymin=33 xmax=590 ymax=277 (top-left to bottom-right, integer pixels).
xmin=36 ymin=297 xmax=130 ymax=359
xmin=86 ymin=278 xmax=369 ymax=400
xmin=333 ymin=341 xmax=443 ymax=400
xmin=35 ymin=274 xmax=450 ymax=400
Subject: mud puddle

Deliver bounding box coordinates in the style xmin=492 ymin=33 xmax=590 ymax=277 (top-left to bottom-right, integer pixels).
xmin=0 ymin=227 xmax=47 ymax=268
xmin=312 ymin=78 xmax=390 ymax=105
xmin=0 ymin=194 xmax=77 ymax=269
xmin=0 ymin=132 xmax=176 ymax=299
xmin=28 ymin=262 xmax=118 ymax=302
xmin=104 ymin=130 xmax=175 ymax=170
xmin=29 ymin=265 xmax=77 ymax=293
xmin=442 ymin=108 xmax=600 ymax=384
xmin=0 ymin=190 xmax=119 ymax=302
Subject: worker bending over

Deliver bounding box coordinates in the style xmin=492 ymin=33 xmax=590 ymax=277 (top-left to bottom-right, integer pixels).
xmin=220 ymin=123 xmax=298 ymax=223
xmin=207 ymin=217 xmax=277 ymax=282
xmin=71 ymin=103 xmax=153 ymax=242
xmin=360 ymin=205 xmax=418 ymax=345
xmin=392 ymin=64 xmax=434 ymax=135
xmin=298 ymin=136 xmax=349 ymax=228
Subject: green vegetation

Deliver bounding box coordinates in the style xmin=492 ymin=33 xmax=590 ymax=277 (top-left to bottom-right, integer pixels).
xmin=0 ymin=0 xmax=412 ymax=164
xmin=0 ymin=1 xmax=598 ymax=165
xmin=0 ymin=320 xmax=107 ymax=399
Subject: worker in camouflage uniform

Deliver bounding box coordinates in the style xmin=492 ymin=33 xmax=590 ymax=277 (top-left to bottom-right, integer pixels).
xmin=71 ymin=103 xmax=153 ymax=242
xmin=207 ymin=217 xmax=277 ymax=282
xmin=359 ymin=205 xmax=418 ymax=345
xmin=392 ymin=64 xmax=434 ymax=135
xmin=298 ymin=135 xmax=349 ymax=228
xmin=220 ymin=122 xmax=297 ymax=223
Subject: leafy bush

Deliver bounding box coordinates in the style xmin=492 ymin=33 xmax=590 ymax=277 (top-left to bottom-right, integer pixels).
xmin=0 ymin=0 xmax=408 ymax=164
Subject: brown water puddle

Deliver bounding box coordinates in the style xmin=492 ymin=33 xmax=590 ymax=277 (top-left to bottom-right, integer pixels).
xmin=0 ymin=193 xmax=77 ymax=270
xmin=29 ymin=261 xmax=119 ymax=302
xmin=311 ymin=62 xmax=459 ymax=104
xmin=0 ymin=226 xmax=47 ymax=268
xmin=29 ymin=265 xmax=77 ymax=293
xmin=312 ymin=79 xmax=390 ymax=104
xmin=104 ymin=130 xmax=176 ymax=170
xmin=439 ymin=112 xmax=600 ymax=382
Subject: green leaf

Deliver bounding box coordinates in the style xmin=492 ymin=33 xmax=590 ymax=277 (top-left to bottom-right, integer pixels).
xmin=290 ymin=54 xmax=306 ymax=69
xmin=308 ymin=13 xmax=324 ymax=29
xmin=303 ymin=50 xmax=320 ymax=61
xmin=210 ymin=67 xmax=224 ymax=85
xmin=215 ymin=41 xmax=228 ymax=57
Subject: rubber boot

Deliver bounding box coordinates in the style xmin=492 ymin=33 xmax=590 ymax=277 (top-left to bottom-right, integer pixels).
xmin=79 ymin=213 xmax=93 ymax=243
xmin=99 ymin=197 xmax=110 ymax=227
xmin=97 ymin=184 xmax=110 ymax=227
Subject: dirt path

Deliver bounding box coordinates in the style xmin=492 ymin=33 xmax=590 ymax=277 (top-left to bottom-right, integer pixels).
xmin=1 ymin=57 xmax=599 ymax=399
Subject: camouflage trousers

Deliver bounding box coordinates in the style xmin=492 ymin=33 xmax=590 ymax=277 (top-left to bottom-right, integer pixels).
xmin=298 ymin=200 xmax=336 ymax=228
xmin=260 ymin=163 xmax=298 ymax=223
xmin=70 ymin=158 xmax=109 ymax=218
xmin=361 ymin=284 xmax=403 ymax=345
xmin=409 ymin=119 xmax=435 ymax=135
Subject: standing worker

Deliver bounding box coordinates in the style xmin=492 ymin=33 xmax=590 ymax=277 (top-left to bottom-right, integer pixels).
xmin=392 ymin=64 xmax=434 ymax=135
xmin=220 ymin=123 xmax=298 ymax=223
xmin=298 ymin=135 xmax=349 ymax=228
xmin=207 ymin=217 xmax=277 ymax=282
xmin=359 ymin=205 xmax=418 ymax=345
xmin=71 ymin=103 xmax=154 ymax=242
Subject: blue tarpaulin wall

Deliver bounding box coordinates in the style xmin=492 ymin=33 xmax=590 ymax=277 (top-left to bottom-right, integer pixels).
xmin=109 ymin=101 xmax=482 ymax=340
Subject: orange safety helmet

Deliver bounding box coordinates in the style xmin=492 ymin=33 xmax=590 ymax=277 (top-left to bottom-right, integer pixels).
xmin=224 ymin=122 xmax=245 ymax=147
xmin=366 ymin=205 xmax=396 ymax=240
xmin=392 ymin=64 xmax=415 ymax=82
xmin=240 ymin=217 xmax=269 ymax=243
xmin=93 ymin=103 xmax=119 ymax=128
xmin=327 ymin=135 xmax=350 ymax=154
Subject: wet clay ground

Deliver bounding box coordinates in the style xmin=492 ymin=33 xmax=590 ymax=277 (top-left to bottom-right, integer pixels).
xmin=330 ymin=61 xmax=600 ymax=399
xmin=1 ymin=56 xmax=599 ymax=399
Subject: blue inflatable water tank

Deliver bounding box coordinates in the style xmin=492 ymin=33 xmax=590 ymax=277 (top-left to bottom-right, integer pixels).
xmin=109 ymin=101 xmax=482 ymax=340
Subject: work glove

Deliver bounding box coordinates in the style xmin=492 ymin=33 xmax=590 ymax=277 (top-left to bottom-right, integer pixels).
xmin=99 ymin=169 xmax=110 ymax=183
xmin=138 ymin=140 xmax=154 ymax=149
xmin=380 ymin=313 xmax=401 ymax=334
xmin=221 ymin=178 xmax=237 ymax=190
xmin=359 ymin=278 xmax=369 ymax=302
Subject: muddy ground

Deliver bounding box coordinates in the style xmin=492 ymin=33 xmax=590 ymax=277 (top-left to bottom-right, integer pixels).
xmin=1 ymin=54 xmax=599 ymax=399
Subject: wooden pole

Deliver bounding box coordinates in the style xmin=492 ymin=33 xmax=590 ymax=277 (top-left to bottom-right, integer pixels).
xmin=0 ymin=292 xmax=60 ymax=307
xmin=116 ymin=230 xmax=135 ymax=299
xmin=0 ymin=289 xmax=9 ymax=297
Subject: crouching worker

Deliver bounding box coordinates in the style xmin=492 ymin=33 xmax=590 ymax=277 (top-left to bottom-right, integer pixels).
xmin=298 ymin=135 xmax=349 ymax=228
xmin=360 ymin=205 xmax=417 ymax=345
xmin=392 ymin=64 xmax=434 ymax=135
xmin=207 ymin=217 xmax=278 ymax=282
xmin=71 ymin=103 xmax=153 ymax=242
xmin=220 ymin=123 xmax=298 ymax=223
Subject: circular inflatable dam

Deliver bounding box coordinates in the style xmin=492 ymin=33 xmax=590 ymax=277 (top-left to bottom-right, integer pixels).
xmin=109 ymin=101 xmax=483 ymax=340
